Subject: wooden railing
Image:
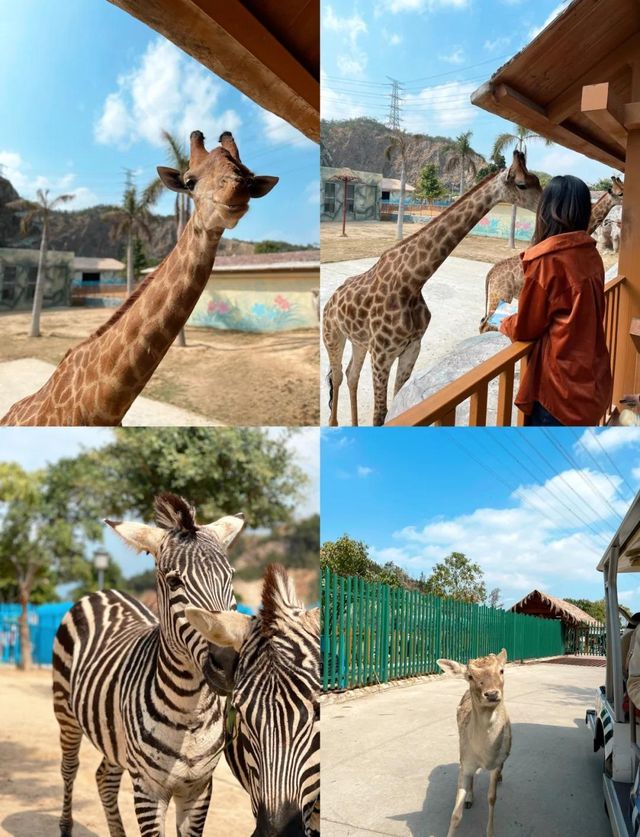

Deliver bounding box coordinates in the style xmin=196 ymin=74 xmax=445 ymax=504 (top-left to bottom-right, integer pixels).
xmin=386 ymin=274 xmax=626 ymax=427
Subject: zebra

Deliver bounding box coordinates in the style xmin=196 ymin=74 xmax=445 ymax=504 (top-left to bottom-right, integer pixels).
xmin=52 ymin=492 xmax=245 ymax=836
xmin=185 ymin=562 xmax=320 ymax=837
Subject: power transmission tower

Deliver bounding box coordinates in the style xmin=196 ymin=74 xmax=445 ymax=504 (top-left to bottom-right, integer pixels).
xmin=386 ymin=77 xmax=403 ymax=131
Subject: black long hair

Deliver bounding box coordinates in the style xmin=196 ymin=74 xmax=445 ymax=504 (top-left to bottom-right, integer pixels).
xmin=532 ymin=175 xmax=592 ymax=245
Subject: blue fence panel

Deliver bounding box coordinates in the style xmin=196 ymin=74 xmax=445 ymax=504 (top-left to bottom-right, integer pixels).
xmin=0 ymin=602 xmax=73 ymax=665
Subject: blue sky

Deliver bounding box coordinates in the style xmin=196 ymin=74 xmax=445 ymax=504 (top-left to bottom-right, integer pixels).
xmin=321 ymin=0 xmax=616 ymax=185
xmin=0 ymin=0 xmax=319 ymax=245
xmin=0 ymin=428 xmax=319 ymax=580
xmin=321 ymin=427 xmax=640 ymax=608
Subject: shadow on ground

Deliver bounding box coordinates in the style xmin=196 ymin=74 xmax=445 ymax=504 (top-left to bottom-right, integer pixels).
xmin=2 ymin=811 xmax=98 ymax=837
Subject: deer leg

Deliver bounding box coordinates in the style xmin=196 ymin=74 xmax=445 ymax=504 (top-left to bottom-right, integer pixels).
xmin=447 ymin=767 xmax=474 ymax=836
xmin=370 ymin=348 xmax=394 ymax=427
xmin=393 ymin=339 xmax=422 ymax=396
xmin=345 ymin=343 xmax=367 ymax=427
xmin=323 ymin=322 xmax=346 ymax=427
xmin=486 ymin=767 xmax=501 ymax=837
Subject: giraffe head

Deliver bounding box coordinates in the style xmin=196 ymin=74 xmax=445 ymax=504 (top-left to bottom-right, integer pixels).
xmin=495 ymin=150 xmax=542 ymax=213
xmin=610 ymin=175 xmax=624 ymax=203
xmin=157 ymin=130 xmax=278 ymax=230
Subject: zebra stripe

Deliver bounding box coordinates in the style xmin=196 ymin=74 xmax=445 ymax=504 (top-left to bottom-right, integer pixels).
xmin=52 ymin=493 xmax=243 ymax=837
xmin=191 ymin=563 xmax=320 ymax=836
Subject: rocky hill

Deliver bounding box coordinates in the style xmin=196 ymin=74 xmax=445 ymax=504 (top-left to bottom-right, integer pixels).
xmin=321 ymin=117 xmax=487 ymax=190
xmin=0 ymin=175 xmax=289 ymax=260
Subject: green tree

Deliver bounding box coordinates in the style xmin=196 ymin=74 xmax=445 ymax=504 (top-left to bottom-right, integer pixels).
xmin=475 ymin=152 xmax=506 ymax=182
xmin=7 ymin=189 xmax=75 ymax=337
xmin=415 ymin=164 xmax=445 ymax=203
xmin=590 ymin=177 xmax=614 ymax=192
xmin=487 ymin=587 xmax=502 ymax=609
xmin=282 ymin=514 xmax=320 ymax=568
xmin=321 ymin=534 xmax=373 ymax=579
xmin=130 ymin=237 xmax=148 ymax=277
xmin=103 ymin=179 xmax=161 ymax=295
xmin=43 ymin=428 xmax=305 ymax=530
xmin=531 ymin=170 xmax=553 ymax=189
xmin=565 ymin=597 xmax=606 ymax=623
xmin=70 ymin=557 xmax=128 ymax=601
xmin=444 ymin=132 xmax=478 ymax=196
xmin=255 ymin=240 xmax=286 ymax=254
xmin=126 ymin=568 xmax=157 ymax=595
xmin=492 ymin=125 xmax=552 ymax=248
xmin=423 ymin=552 xmax=487 ymax=603
xmin=0 ymin=463 xmax=96 ymax=669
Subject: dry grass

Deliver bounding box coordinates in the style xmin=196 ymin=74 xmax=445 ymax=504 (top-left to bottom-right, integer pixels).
xmin=320 ymin=220 xmax=619 ymax=271
xmin=0 ymin=308 xmax=319 ymax=426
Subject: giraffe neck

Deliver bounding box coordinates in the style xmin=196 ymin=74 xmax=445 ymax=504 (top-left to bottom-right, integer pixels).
xmin=385 ymin=173 xmax=504 ymax=294
xmin=83 ymin=215 xmax=223 ymax=423
xmin=588 ymin=193 xmax=613 ymax=234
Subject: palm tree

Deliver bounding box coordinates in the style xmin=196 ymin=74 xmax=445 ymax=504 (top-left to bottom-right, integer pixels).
xmin=385 ymin=130 xmax=410 ymax=241
xmin=103 ymin=180 xmax=161 ymax=296
xmin=444 ymin=132 xmax=478 ymax=197
xmin=492 ymin=125 xmax=552 ymax=248
xmin=149 ymin=130 xmax=191 ymax=345
xmin=7 ymin=190 xmax=75 ymax=337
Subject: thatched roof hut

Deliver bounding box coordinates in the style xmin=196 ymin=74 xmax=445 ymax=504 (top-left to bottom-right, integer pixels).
xmin=511 ymin=590 xmax=601 ymax=627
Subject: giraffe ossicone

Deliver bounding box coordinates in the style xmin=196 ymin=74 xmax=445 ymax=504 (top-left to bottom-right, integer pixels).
xmin=1 ymin=131 xmax=278 ymax=427
xmin=323 ymin=150 xmax=542 ymax=427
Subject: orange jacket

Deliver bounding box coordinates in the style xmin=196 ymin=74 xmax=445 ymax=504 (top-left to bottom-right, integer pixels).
xmin=500 ymin=231 xmax=612 ymax=425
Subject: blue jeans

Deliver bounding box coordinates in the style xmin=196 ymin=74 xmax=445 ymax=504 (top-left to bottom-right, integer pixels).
xmin=524 ymin=401 xmax=564 ymax=427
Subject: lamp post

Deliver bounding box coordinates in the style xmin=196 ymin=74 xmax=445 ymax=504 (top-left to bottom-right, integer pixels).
xmin=93 ymin=549 xmax=110 ymax=591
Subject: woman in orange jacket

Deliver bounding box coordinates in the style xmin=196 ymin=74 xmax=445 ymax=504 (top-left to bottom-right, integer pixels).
xmin=500 ymin=174 xmax=612 ymax=426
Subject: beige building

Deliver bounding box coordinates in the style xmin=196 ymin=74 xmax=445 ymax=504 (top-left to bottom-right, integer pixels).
xmin=0 ymin=247 xmax=74 ymax=311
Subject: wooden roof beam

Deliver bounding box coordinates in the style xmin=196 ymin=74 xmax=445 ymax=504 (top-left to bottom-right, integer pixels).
xmin=582 ymin=82 xmax=628 ymax=147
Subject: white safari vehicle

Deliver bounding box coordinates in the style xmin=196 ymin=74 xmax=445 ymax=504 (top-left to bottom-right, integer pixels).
xmin=587 ymin=492 xmax=640 ymax=836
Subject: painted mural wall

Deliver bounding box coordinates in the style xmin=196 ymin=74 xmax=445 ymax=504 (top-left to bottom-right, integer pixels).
xmin=188 ymin=270 xmax=319 ymax=332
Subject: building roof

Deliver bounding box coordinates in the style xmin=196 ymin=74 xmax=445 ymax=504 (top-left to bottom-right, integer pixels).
xmin=141 ymin=249 xmax=319 ymax=276
xmin=109 ymin=0 xmax=318 ymax=142
xmin=511 ymin=589 xmax=601 ymax=627
xmin=73 ymin=257 xmax=125 ymax=272
xmin=471 ymin=0 xmax=639 ymax=170
xmin=380 ymin=178 xmax=415 ymax=192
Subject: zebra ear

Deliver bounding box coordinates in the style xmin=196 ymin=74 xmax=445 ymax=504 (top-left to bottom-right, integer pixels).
xmin=185 ymin=606 xmax=252 ymax=651
xmin=302 ymin=607 xmax=320 ymax=635
xmin=205 ymin=513 xmax=245 ymax=549
xmin=105 ymin=519 xmax=164 ymax=556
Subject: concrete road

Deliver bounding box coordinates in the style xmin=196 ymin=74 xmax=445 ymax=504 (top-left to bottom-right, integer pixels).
xmin=320 ymin=256 xmax=491 ymax=426
xmin=0 ymin=359 xmax=220 ymax=426
xmin=321 ymin=662 xmax=609 ymax=837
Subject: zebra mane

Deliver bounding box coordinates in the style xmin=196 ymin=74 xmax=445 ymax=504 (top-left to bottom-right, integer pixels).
xmin=260 ymin=563 xmax=302 ymax=637
xmin=154 ymin=493 xmax=197 ymax=533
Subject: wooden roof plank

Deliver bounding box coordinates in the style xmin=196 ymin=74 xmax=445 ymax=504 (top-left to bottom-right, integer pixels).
xmin=582 ymin=83 xmax=628 ymax=147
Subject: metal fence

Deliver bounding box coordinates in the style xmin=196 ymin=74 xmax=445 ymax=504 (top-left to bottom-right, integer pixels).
xmin=565 ymin=624 xmax=606 ymax=656
xmin=0 ymin=602 xmax=73 ymax=666
xmin=321 ymin=568 xmax=565 ymax=691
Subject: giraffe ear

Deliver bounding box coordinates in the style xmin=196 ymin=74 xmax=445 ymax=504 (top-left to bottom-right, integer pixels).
xmin=250 ymin=176 xmax=279 ymax=198
xmin=157 ymin=166 xmax=188 ymax=194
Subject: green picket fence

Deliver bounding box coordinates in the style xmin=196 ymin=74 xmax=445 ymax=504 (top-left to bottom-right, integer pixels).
xmin=321 ymin=567 xmax=565 ymax=691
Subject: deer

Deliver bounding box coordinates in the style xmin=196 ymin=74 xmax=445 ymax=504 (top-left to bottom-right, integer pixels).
xmin=437 ymin=649 xmax=511 ymax=837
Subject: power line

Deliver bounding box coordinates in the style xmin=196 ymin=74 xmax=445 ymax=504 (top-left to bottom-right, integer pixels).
xmin=387 ymin=77 xmax=403 ymax=131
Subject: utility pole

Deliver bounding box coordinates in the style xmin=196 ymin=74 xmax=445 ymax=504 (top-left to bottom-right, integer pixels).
xmin=387 ymin=78 xmax=407 ymax=240
xmin=386 ymin=77 xmax=403 ymax=131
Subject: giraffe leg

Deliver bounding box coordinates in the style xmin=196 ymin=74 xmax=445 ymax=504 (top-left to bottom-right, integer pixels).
xmin=323 ymin=323 xmax=346 ymax=427
xmin=370 ymin=348 xmax=394 ymax=427
xmin=345 ymin=343 xmax=367 ymax=427
xmin=393 ymin=339 xmax=422 ymax=396
xmin=132 ymin=781 xmax=168 ymax=837
xmin=175 ymin=780 xmax=212 ymax=836
xmin=95 ymin=758 xmax=126 ymax=836
xmin=55 ymin=701 xmax=83 ymax=836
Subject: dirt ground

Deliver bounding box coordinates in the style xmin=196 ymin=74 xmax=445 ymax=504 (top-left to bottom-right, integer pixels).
xmin=0 ymin=668 xmax=254 ymax=836
xmin=320 ymin=220 xmax=619 ymax=270
xmin=0 ymin=310 xmax=319 ymax=427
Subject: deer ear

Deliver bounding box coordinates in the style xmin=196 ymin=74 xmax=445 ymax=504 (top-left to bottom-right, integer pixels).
xmin=250 ymin=176 xmax=279 ymax=198
xmin=437 ymin=658 xmax=467 ymax=677
xmin=157 ymin=166 xmax=188 ymax=194
xmin=497 ymin=648 xmax=508 ymax=665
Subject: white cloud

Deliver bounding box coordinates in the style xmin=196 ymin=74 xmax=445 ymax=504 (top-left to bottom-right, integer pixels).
xmin=577 ymin=428 xmax=640 ymax=455
xmin=305 ymin=180 xmax=320 ymax=206
xmin=632 ymin=467 xmax=640 ymax=482
xmin=403 ymin=81 xmax=477 ymax=131
xmin=439 ymin=47 xmax=465 ymax=65
xmin=484 ymin=36 xmax=511 ymax=53
xmin=528 ymin=1 xmax=571 ymax=40
xmin=369 ymin=467 xmax=627 ymax=604
xmin=382 ymin=29 xmax=403 ymax=46
xmin=323 ymin=6 xmax=368 ymax=78
xmin=0 ymin=151 xmax=97 ymax=209
xmin=376 ymin=0 xmax=468 ymax=13
xmin=94 ymin=38 xmax=241 ymax=150
xmin=321 ymin=72 xmax=369 ymax=121
xmin=260 ymin=110 xmax=313 ymax=149
xmin=357 ymin=465 xmax=374 ymax=478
